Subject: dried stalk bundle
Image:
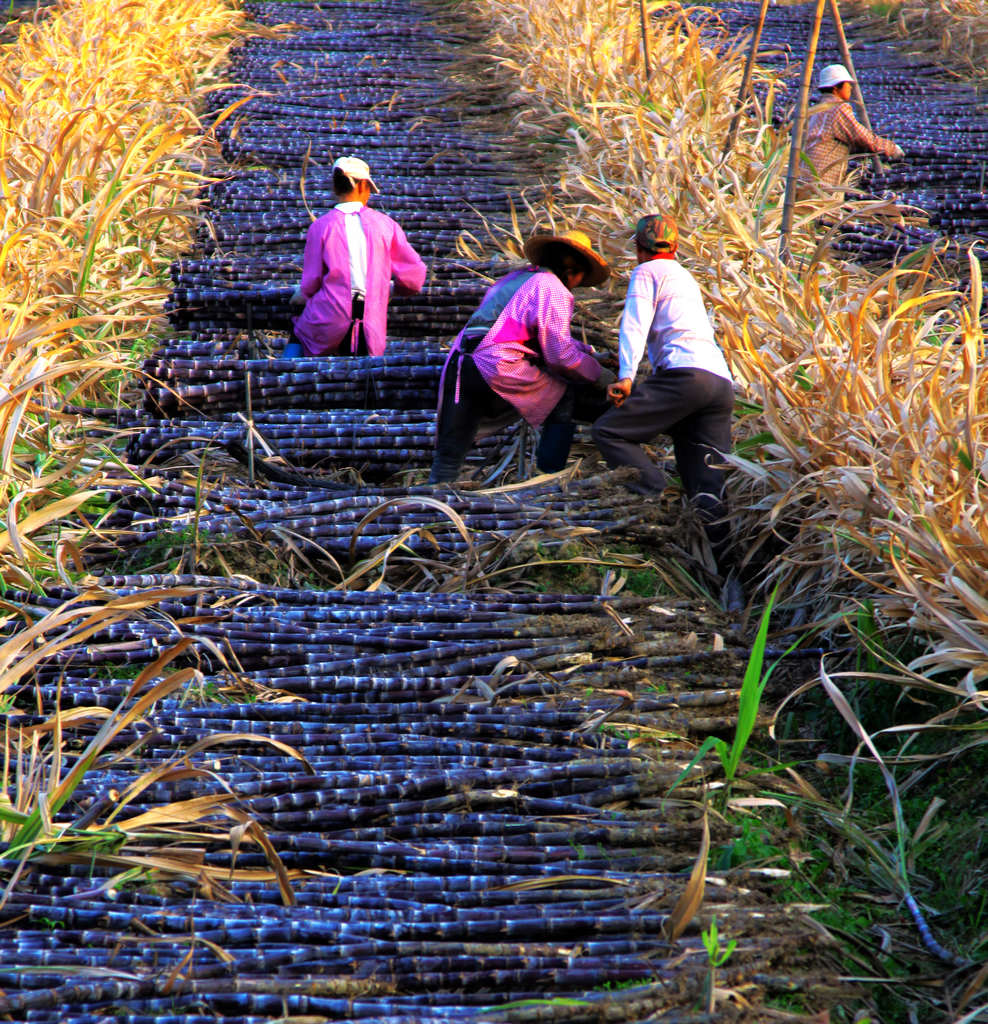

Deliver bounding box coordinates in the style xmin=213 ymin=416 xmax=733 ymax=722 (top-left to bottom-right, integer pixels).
xmin=881 ymin=0 xmax=988 ymax=80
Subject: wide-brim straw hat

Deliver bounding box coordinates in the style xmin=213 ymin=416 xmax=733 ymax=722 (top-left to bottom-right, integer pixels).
xmin=523 ymin=229 xmax=610 ymax=287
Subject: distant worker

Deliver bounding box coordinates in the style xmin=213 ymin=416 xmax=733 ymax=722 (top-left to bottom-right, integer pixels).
xmin=591 ymin=214 xmax=741 ymax=610
xmin=428 ymin=229 xmax=616 ymax=484
xmin=802 ymin=64 xmax=904 ymax=189
xmin=287 ymin=156 xmax=426 ymax=358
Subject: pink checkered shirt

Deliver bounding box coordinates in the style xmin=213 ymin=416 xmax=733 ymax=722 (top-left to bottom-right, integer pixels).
xmin=469 ymin=269 xmax=604 ymax=427
xmin=803 ymin=97 xmax=901 ymax=187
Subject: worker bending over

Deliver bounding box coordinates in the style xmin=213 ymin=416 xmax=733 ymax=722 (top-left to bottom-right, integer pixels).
xmin=803 ymin=63 xmax=903 ymax=189
xmin=287 ymin=156 xmax=426 ymax=358
xmin=592 ymin=214 xmax=741 ymax=609
xmin=429 ymin=229 xmax=615 ymax=484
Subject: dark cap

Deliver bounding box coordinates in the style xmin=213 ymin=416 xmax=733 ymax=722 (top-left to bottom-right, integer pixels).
xmin=634 ymin=214 xmax=678 ymax=254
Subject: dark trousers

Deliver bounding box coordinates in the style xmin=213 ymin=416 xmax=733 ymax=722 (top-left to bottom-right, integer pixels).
xmin=592 ymin=367 xmax=735 ymax=568
xmin=429 ymin=356 xmax=607 ymax=483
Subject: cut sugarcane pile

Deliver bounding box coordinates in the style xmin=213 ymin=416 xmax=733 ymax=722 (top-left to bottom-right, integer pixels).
xmin=2 ymin=578 xmax=836 ymax=1022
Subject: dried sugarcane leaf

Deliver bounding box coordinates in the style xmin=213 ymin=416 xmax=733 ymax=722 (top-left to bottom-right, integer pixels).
xmin=663 ymin=808 xmax=709 ymax=941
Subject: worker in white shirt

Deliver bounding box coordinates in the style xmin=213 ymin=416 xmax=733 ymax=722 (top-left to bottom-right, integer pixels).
xmin=592 ymin=213 xmax=741 ymax=609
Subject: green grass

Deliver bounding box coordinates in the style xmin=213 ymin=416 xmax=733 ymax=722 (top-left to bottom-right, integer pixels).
xmin=671 ymin=587 xmax=784 ymax=799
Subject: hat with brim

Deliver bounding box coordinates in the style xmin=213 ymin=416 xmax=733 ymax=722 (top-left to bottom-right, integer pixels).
xmin=523 ymin=229 xmax=610 ymax=286
xmin=332 ymin=155 xmax=379 ymax=193
xmin=818 ymin=63 xmax=853 ymax=90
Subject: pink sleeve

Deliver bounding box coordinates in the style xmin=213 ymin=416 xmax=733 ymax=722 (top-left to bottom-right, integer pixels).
xmin=390 ymin=223 xmax=427 ymax=296
xmin=532 ymin=276 xmax=603 ymax=383
xmin=299 ymin=219 xmax=326 ymax=298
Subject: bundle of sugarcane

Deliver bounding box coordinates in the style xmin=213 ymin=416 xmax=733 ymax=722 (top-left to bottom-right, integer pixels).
xmin=192 ymin=211 xmax=489 ymax=244
xmin=13 ymin=578 xmax=724 ymax=683
xmin=193 ymin=222 xmax=487 ymax=258
xmin=94 ymin=458 xmax=655 ymax=562
xmin=141 ymin=346 xmax=445 ymax=415
xmin=205 ymin=171 xmax=516 ymax=213
xmin=214 ymin=120 xmax=513 ymax=159
xmin=221 ymin=140 xmax=516 ymax=178
xmin=171 ymin=252 xmax=299 ymax=283
xmin=124 ymin=408 xmax=514 ymax=476
xmin=0 ymin=862 xmax=833 ymax=1023
xmin=164 ymin=281 xmax=488 ymax=332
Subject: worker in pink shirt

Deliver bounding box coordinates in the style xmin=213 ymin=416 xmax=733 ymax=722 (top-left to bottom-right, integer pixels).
xmin=429 ymin=229 xmax=615 ymax=483
xmin=287 ymin=156 xmax=426 ymax=357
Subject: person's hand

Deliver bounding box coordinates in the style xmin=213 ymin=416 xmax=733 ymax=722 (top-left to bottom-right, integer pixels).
xmin=595 ymin=366 xmax=617 ymax=391
xmin=892 ymin=144 xmax=905 ymax=160
xmin=290 ymin=286 xmax=307 ymax=306
xmin=608 ymin=378 xmax=633 ymax=406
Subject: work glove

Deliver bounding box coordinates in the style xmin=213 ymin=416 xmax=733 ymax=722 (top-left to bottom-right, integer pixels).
xmin=595 ymin=365 xmax=617 ymax=391
xmin=891 ymin=144 xmax=905 ymax=160
xmin=290 ymin=286 xmax=307 ymax=306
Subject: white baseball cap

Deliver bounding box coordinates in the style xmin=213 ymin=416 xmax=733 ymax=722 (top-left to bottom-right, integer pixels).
xmin=818 ymin=63 xmax=853 ymax=90
xmin=332 ymin=155 xmax=378 ymax=191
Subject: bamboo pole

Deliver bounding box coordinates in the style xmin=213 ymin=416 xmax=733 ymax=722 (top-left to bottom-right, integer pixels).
xmin=827 ymin=0 xmax=881 ymax=175
xmin=638 ymin=0 xmax=652 ymax=85
xmin=779 ymin=0 xmax=827 ymax=265
xmin=722 ymin=0 xmax=771 ymax=156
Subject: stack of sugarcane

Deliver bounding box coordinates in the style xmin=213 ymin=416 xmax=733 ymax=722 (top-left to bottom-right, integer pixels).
xmin=15 ymin=578 xmax=746 ymax=717
xmin=124 ymin=408 xmax=515 ymax=477
xmin=0 ymin=868 xmax=830 ymax=1023
xmin=203 ymin=171 xmax=518 ymax=219
xmin=188 ymin=205 xmax=492 ymax=257
xmin=0 ymin=568 xmax=834 ymax=1021
xmin=88 ymin=467 xmax=654 ymax=564
xmin=204 ymin=2 xmax=523 ymax=180
xmin=141 ymin=341 xmax=446 ymax=415
xmin=165 ymin=261 xmax=493 ymax=338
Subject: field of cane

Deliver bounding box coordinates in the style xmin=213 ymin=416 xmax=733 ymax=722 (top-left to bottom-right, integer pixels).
xmin=0 ymin=0 xmax=284 ymax=916
xmin=0 ymin=0 xmax=251 ymax=589
xmin=1 ymin=0 xmax=987 ymax=1021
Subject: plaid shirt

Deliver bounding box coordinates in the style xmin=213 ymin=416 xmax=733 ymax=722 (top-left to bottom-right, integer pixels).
xmin=803 ymin=97 xmax=901 ymax=187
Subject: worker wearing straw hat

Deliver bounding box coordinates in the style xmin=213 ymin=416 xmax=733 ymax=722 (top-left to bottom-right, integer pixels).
xmin=287 ymin=156 xmax=426 ymax=358
xmin=592 ymin=214 xmax=742 ymax=610
xmin=428 ymin=229 xmax=616 ymax=483
xmin=801 ymin=64 xmax=903 ymax=190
